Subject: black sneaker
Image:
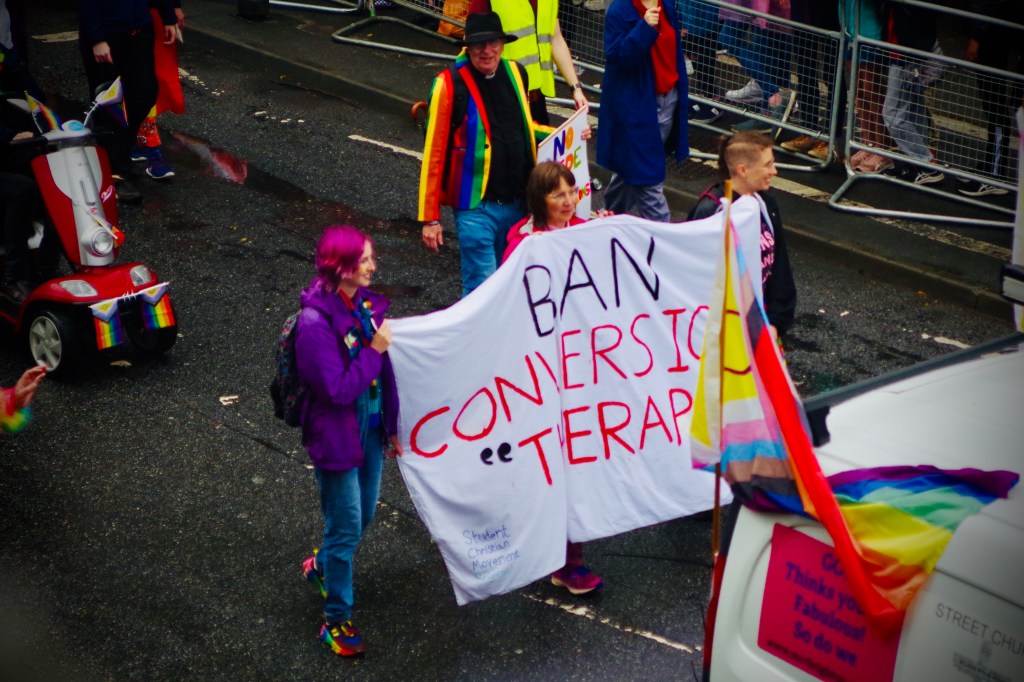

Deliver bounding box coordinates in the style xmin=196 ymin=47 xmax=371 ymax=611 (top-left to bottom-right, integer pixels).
xmin=884 ymin=163 xmax=913 ymax=181
xmin=731 ymin=118 xmax=773 ymax=134
xmin=689 ymin=103 xmax=722 ymax=124
xmin=114 ymin=177 xmax=143 ymax=204
xmin=886 ymin=164 xmax=945 ymax=185
xmin=958 ymin=181 xmax=1009 ymax=197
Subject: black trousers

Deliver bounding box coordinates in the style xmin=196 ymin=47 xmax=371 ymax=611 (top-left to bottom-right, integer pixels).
xmin=976 ymin=41 xmax=1022 ymax=182
xmin=0 ymin=171 xmax=36 ymax=285
xmin=80 ymin=24 xmax=157 ymax=176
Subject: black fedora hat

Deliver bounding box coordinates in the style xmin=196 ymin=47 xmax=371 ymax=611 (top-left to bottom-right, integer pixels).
xmin=461 ymin=11 xmax=518 ymax=45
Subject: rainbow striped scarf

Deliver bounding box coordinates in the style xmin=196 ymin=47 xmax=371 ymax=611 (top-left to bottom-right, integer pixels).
xmin=691 ymin=210 xmax=1018 ymax=630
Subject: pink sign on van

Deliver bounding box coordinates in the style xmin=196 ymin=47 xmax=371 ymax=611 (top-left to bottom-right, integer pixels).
xmin=759 ymin=524 xmax=901 ymax=682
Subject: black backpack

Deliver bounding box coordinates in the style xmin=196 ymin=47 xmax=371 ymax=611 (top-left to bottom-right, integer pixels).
xmin=416 ymin=62 xmax=469 ymax=142
xmin=269 ymin=310 xmax=307 ymax=427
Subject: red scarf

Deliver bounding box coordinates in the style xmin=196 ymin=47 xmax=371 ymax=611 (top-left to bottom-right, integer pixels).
xmin=632 ymin=0 xmax=678 ymax=95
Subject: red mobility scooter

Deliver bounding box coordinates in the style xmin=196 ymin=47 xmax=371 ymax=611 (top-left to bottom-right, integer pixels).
xmin=0 ymin=80 xmax=177 ymax=377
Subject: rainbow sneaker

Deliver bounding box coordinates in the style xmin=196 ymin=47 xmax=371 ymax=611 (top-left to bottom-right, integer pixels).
xmin=320 ymin=619 xmax=366 ymax=656
xmin=302 ymin=552 xmax=326 ymax=598
xmin=551 ymin=565 xmax=604 ymax=595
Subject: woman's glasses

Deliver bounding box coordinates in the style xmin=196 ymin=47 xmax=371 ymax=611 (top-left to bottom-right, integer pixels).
xmin=547 ymin=187 xmax=579 ymax=202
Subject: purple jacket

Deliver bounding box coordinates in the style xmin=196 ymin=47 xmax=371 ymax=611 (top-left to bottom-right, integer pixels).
xmin=295 ymin=281 xmax=399 ymax=472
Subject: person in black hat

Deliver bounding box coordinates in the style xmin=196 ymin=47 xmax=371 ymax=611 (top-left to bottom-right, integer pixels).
xmin=417 ymin=12 xmax=554 ymax=298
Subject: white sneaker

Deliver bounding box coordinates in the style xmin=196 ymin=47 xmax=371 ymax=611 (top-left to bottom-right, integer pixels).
xmin=726 ymin=79 xmax=763 ymax=103
xmin=958 ymin=181 xmax=1009 ymax=197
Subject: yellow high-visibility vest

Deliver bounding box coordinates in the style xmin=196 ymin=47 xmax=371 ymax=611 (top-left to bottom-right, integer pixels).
xmin=495 ymin=0 xmax=557 ymax=97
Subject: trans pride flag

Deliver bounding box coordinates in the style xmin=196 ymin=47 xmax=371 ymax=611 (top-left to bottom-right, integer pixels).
xmin=140 ymin=284 xmax=175 ymax=330
xmin=690 ymin=203 xmax=1019 ymax=630
xmin=92 ymin=78 xmax=128 ymax=128
xmin=90 ymin=299 xmax=124 ymax=350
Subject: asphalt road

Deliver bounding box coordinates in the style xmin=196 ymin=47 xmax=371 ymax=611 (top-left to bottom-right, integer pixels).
xmin=0 ymin=4 xmax=1016 ymax=681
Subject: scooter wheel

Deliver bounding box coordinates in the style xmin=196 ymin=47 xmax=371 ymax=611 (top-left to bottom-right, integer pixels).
xmin=27 ymin=309 xmax=82 ymax=378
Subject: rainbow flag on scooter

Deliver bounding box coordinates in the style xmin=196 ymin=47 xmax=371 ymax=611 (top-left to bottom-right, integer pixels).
xmin=139 ymin=283 xmax=175 ymax=330
xmin=90 ymin=299 xmax=124 ymax=349
xmin=26 ymin=93 xmax=61 ymax=133
xmin=94 ymin=78 xmax=128 ymax=128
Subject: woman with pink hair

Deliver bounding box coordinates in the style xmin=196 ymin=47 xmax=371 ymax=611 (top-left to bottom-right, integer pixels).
xmin=295 ymin=225 xmax=401 ymax=657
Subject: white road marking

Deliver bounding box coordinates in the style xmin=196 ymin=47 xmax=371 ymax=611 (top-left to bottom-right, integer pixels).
xmin=32 ymin=31 xmax=79 ymax=43
xmin=922 ymin=333 xmax=972 ymax=349
xmin=934 ymin=337 xmax=971 ymax=349
xmin=523 ymin=593 xmax=698 ymax=654
xmin=348 ymin=134 xmax=423 ymax=160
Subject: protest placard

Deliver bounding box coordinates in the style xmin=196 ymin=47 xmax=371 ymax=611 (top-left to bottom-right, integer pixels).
xmin=537 ymin=106 xmax=592 ymax=219
xmin=388 ymin=200 xmax=763 ymax=604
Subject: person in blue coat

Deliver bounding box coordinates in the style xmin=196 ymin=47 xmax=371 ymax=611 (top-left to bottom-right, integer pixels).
xmin=597 ymin=0 xmax=688 ymax=222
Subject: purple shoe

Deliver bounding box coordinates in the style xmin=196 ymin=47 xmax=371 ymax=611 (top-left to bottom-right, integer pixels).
xmin=551 ymin=565 xmax=603 ymax=595
xmin=302 ymin=553 xmax=326 ymax=598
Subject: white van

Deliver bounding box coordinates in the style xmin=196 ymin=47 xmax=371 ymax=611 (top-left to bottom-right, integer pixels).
xmin=703 ymin=331 xmax=1024 ymax=682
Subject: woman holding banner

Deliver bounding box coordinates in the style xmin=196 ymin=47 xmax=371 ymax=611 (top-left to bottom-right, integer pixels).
xmin=501 ymin=161 xmax=607 ymax=595
xmin=502 ymin=162 xmax=587 ymax=261
xmin=687 ymin=132 xmax=796 ymax=340
xmin=295 ymin=225 xmax=401 ymax=656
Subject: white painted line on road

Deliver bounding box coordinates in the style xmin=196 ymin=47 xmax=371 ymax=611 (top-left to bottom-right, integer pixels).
xmin=772 ymin=176 xmax=830 ymax=200
xmin=923 ymin=334 xmax=972 ymax=349
xmin=523 ymin=593 xmax=698 ymax=654
xmin=32 ymin=31 xmax=79 ymax=43
xmin=348 ymin=134 xmax=423 ymax=160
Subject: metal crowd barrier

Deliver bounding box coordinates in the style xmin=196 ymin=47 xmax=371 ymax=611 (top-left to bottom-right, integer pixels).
xmin=328 ymin=0 xmax=587 ymax=107
xmin=681 ymin=0 xmax=845 ymax=173
xmin=270 ymin=0 xmax=363 ymax=14
xmin=831 ymin=0 xmax=1023 ymax=229
xmin=269 ymin=0 xmax=1022 ymax=231
xmin=331 ymin=0 xmax=465 ymax=61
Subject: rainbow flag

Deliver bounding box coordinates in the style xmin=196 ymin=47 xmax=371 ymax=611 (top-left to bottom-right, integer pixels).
xmin=26 ymin=93 xmax=61 ymax=132
xmin=690 ymin=210 xmax=1018 ymax=631
xmin=90 ymin=299 xmax=124 ymax=349
xmin=95 ymin=78 xmax=128 ymax=128
xmin=140 ymin=284 xmax=175 ymax=330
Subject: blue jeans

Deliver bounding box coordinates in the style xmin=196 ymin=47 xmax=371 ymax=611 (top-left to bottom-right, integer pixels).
xmin=719 ymin=20 xmax=792 ymax=110
xmin=314 ymin=424 xmax=385 ymax=623
xmin=882 ymin=62 xmax=930 ymax=162
xmin=454 ymin=199 xmax=524 ymax=297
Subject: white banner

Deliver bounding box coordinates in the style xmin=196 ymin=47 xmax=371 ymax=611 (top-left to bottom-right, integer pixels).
xmin=537 ymin=106 xmax=592 ymax=219
xmin=390 ymin=200 xmax=763 ymax=604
